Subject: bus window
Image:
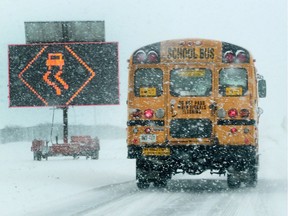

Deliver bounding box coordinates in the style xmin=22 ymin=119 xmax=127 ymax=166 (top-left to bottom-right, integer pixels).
xmin=134 ymin=68 xmax=163 ymax=97
xmin=170 ymin=68 xmax=212 ymax=97
xmin=219 ymin=68 xmax=248 ymax=96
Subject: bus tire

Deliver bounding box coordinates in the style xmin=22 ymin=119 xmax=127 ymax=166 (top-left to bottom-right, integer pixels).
xmin=227 ymin=173 xmax=241 ymax=189
xmin=244 ymin=168 xmax=258 ymax=187
xmin=36 ymin=152 xmax=42 ymax=161
xmin=91 ymin=151 xmax=99 ymax=160
xmin=137 ymin=179 xmax=150 ymax=189
xmin=154 ymin=178 xmax=167 ymax=188
xmin=136 ymin=159 xmax=150 ymax=189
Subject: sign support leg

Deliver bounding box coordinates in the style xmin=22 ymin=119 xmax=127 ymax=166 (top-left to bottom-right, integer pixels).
xmin=63 ymin=107 xmax=68 ymax=144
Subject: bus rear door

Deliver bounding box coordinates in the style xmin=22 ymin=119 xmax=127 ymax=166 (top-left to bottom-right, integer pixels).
xmin=167 ymin=65 xmax=215 ymax=145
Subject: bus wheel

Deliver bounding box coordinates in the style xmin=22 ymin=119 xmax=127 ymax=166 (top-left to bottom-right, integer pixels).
xmin=136 ymin=159 xmax=150 ymax=189
xmin=244 ymin=168 xmax=258 ymax=187
xmin=91 ymin=151 xmax=99 ymax=160
xmin=137 ymin=179 xmax=150 ymax=189
xmin=153 ymin=171 xmax=170 ymax=188
xmin=36 ymin=152 xmax=42 ymax=161
xmin=227 ymin=173 xmax=241 ymax=189
xmin=154 ymin=178 xmax=167 ymax=188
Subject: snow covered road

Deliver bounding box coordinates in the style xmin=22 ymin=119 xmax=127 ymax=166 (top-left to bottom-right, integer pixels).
xmin=27 ymin=177 xmax=286 ymax=216
xmin=0 ymin=126 xmax=286 ymax=216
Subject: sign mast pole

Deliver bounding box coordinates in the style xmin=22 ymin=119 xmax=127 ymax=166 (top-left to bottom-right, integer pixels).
xmin=63 ymin=107 xmax=68 ymax=144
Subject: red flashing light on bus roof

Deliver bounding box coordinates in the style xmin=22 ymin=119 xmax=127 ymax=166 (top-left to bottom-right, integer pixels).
xmin=223 ymin=50 xmax=249 ymax=63
xmin=224 ymin=51 xmax=235 ymax=63
xmin=236 ymin=50 xmax=247 ymax=63
xmin=132 ymin=43 xmax=160 ymax=64
xmin=222 ymin=42 xmax=250 ymax=63
xmin=134 ymin=50 xmax=146 ymax=63
xmin=134 ymin=50 xmax=159 ymax=64
xmin=147 ymin=51 xmax=159 ymax=63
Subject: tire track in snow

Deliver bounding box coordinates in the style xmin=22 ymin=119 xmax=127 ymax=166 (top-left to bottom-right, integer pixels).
xmin=84 ymin=178 xmax=231 ymax=216
xmin=27 ymin=177 xmax=286 ymax=216
xmin=26 ymin=181 xmax=138 ymax=216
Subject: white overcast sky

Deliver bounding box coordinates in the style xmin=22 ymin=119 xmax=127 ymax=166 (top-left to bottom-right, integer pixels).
xmin=0 ymin=0 xmax=286 ymax=129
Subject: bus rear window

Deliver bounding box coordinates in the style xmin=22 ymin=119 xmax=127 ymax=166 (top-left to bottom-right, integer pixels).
xmin=134 ymin=68 xmax=163 ymax=97
xmin=219 ymin=68 xmax=248 ymax=96
xmin=170 ymin=68 xmax=212 ymax=97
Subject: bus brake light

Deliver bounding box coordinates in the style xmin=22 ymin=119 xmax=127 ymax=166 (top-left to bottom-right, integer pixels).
xmin=144 ymin=109 xmax=154 ymax=119
xmin=228 ymin=108 xmax=238 ymax=118
xmin=231 ymin=127 xmax=238 ymax=134
xmin=144 ymin=128 xmax=152 ymax=134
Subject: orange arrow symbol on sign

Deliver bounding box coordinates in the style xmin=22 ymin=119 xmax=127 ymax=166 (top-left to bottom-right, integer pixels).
xmin=43 ymin=71 xmax=67 ymax=95
xmin=55 ymin=71 xmax=69 ymax=90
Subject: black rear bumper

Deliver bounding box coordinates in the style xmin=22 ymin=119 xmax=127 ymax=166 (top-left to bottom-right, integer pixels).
xmin=128 ymin=144 xmax=258 ymax=174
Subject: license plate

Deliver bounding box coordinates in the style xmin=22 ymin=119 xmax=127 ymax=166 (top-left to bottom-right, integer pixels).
xmin=140 ymin=87 xmax=156 ymax=97
xmin=140 ymin=134 xmax=156 ymax=143
xmin=226 ymin=87 xmax=243 ymax=96
xmin=142 ymin=148 xmax=170 ymax=156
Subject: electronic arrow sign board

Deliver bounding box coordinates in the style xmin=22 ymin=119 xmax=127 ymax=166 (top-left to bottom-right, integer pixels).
xmin=9 ymin=42 xmax=119 ymax=107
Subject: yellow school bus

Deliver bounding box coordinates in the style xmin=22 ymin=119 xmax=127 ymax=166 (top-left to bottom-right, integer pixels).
xmin=127 ymin=39 xmax=266 ymax=189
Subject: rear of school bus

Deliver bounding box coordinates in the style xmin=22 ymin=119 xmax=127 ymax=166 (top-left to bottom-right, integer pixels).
xmin=127 ymin=39 xmax=266 ymax=189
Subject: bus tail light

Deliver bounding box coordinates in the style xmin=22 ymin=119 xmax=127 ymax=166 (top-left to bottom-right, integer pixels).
xmin=144 ymin=109 xmax=154 ymax=119
xmin=228 ymin=108 xmax=238 ymax=118
xmin=144 ymin=128 xmax=152 ymax=134
xmin=223 ymin=51 xmax=235 ymax=63
xmin=244 ymin=137 xmax=250 ymax=144
xmin=240 ymin=109 xmax=250 ymax=118
xmin=231 ymin=127 xmax=238 ymax=134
